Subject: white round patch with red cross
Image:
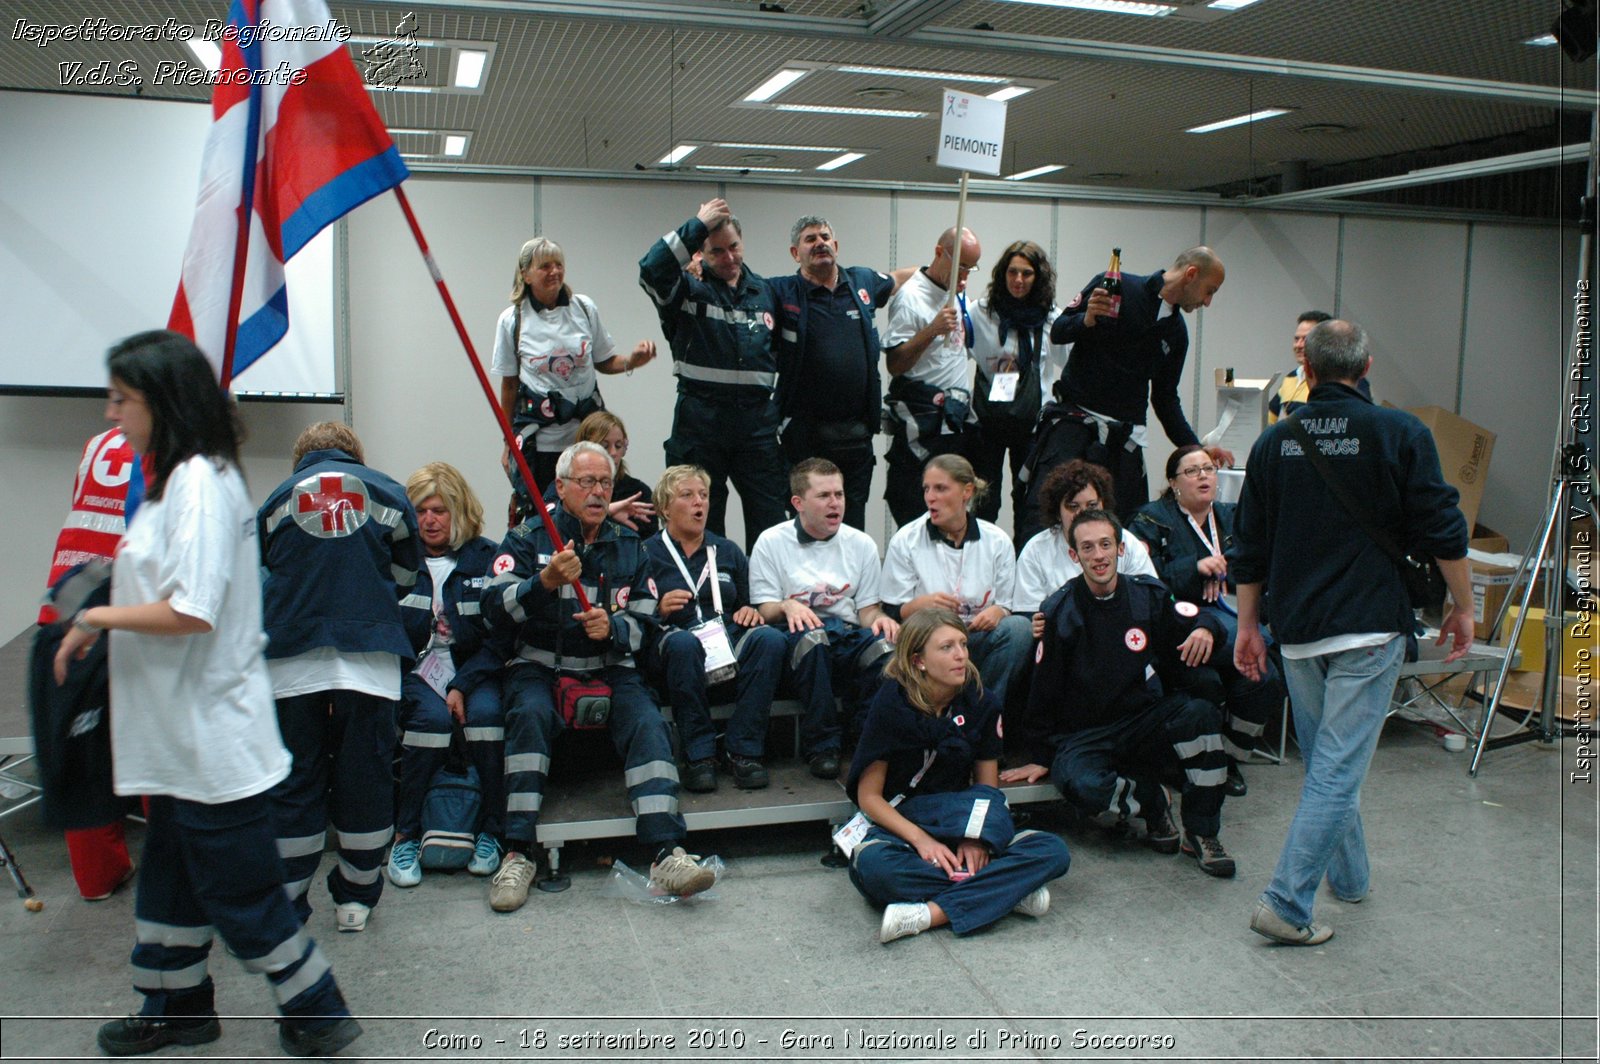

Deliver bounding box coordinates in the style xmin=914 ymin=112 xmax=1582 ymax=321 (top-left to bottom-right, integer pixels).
xmin=614 ymin=587 xmax=630 ymax=610
xmin=1035 ymin=641 xmax=1045 ymax=664
xmin=492 ymin=553 xmax=516 ymax=575
xmin=762 ymin=311 xmax=774 ymax=330
xmin=1125 ymin=627 xmax=1148 ymax=652
xmin=290 ymin=473 xmax=370 ymax=539
xmin=647 ymin=577 xmax=658 ymax=598
xmin=1175 ymin=600 xmax=1199 ymax=617
xmin=858 ymin=288 xmax=871 ymax=306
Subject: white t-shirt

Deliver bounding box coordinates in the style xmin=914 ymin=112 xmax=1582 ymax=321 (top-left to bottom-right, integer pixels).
xmin=490 ymin=293 xmax=618 ymax=451
xmin=883 ymin=270 xmax=971 ymax=393
xmin=1012 ymin=526 xmax=1157 ymax=614
xmin=108 ymin=457 xmax=290 ymax=803
xmin=967 ymin=297 xmax=1069 ymax=395
xmin=748 ymin=520 xmax=883 ymax=627
xmin=268 ymin=648 xmax=401 ymax=700
xmin=881 ymin=514 xmax=1016 ymax=622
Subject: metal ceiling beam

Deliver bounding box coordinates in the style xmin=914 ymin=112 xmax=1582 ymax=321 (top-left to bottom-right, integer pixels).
xmin=399 ymin=0 xmax=1599 ymax=110
xmin=1251 ymin=143 xmax=1589 ymax=205
xmin=866 ymin=0 xmax=966 ymax=38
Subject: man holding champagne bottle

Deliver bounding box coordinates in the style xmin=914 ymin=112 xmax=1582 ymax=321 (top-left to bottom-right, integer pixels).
xmin=1018 ymin=246 xmax=1233 ymax=542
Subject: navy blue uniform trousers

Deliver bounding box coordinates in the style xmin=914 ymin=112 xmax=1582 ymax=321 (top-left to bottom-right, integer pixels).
xmin=131 ymin=793 xmax=350 ymax=1028
xmin=396 ymin=674 xmax=506 ymax=840
xmin=654 ymin=623 xmax=786 ymax=762
xmin=784 ymin=619 xmax=893 ymax=757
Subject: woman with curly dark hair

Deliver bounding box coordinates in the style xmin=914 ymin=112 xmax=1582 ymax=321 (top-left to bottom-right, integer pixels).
xmin=1012 ymin=459 xmax=1156 ymax=617
xmin=967 ymin=240 xmax=1068 ymax=532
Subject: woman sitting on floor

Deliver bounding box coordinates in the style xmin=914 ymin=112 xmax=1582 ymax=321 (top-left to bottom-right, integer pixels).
xmin=846 ymin=608 xmax=1071 ymax=944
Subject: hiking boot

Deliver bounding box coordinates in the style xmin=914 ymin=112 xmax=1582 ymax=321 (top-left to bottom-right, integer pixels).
xmin=97 ymin=1015 xmax=221 ymax=1056
xmin=1224 ymin=760 xmax=1248 ymax=797
xmin=279 ymin=1016 xmax=363 ymax=1058
xmin=386 ymin=838 xmax=421 ymax=888
xmin=1250 ymin=900 xmax=1333 ymax=945
xmin=1182 ymin=832 xmax=1237 ymax=878
xmin=1013 ymin=886 xmax=1051 ymax=918
xmin=1143 ymin=808 xmax=1181 ymax=854
xmin=490 ymin=852 xmax=537 ymax=912
xmin=807 ymin=752 xmax=841 ymax=780
xmin=879 ymin=902 xmax=932 ymax=944
xmin=720 ymin=751 xmax=770 ymax=790
xmin=468 ymin=833 xmax=502 ymax=877
xmin=648 ymin=846 xmax=716 ymax=897
xmin=683 ymin=758 xmax=718 ymax=793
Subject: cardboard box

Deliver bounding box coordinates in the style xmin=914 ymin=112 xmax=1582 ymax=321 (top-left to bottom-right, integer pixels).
xmin=1504 ymin=604 xmax=1591 ymax=678
xmin=1468 ymin=525 xmax=1555 ymax=639
xmin=1404 ymin=406 xmax=1496 ymax=532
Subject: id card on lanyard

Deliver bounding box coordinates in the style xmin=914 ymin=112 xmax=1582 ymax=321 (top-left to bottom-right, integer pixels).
xmin=832 ymin=751 xmax=937 ymax=857
xmin=661 ymin=534 xmax=737 ymax=678
xmin=1186 ymin=507 xmax=1238 ymax=615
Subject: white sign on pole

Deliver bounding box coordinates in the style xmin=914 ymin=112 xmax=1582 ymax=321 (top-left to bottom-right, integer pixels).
xmin=936 ymin=89 xmax=1008 ymax=176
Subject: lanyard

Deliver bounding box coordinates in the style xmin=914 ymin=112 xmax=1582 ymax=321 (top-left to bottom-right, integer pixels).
xmin=1185 ymin=507 xmax=1223 ymax=560
xmin=660 ymin=533 xmax=722 ymax=623
xmin=889 ymin=750 xmax=938 ymax=808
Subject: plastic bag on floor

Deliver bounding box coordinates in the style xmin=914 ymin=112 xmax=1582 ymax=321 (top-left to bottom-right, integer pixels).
xmin=601 ymin=850 xmax=726 ymax=905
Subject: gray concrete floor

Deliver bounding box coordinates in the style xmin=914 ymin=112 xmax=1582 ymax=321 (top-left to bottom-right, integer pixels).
xmin=0 ymin=720 xmax=1594 ymax=1063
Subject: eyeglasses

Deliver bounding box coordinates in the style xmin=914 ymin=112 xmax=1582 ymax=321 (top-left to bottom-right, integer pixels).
xmin=566 ymin=476 xmax=614 ymax=492
xmin=1062 ymin=499 xmax=1099 ymax=513
xmin=1176 ymin=465 xmax=1217 ymax=479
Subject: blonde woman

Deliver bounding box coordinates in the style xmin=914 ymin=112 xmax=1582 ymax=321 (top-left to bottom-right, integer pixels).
xmin=387 ymin=463 xmax=507 ymax=886
xmin=846 ymin=609 xmax=1071 ymax=944
xmin=493 ymin=236 xmax=656 ymax=516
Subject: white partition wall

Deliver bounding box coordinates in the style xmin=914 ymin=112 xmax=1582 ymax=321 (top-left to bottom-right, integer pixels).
xmin=0 ymin=122 xmax=1577 ymax=635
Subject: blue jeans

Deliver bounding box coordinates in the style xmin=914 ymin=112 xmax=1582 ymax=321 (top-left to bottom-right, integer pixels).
xmin=1261 ymin=636 xmax=1404 ymax=927
xmin=969 ymin=616 xmax=1031 ymax=708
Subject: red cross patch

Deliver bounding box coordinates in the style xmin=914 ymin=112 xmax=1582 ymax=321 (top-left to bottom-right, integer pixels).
xmin=762 ymin=311 xmax=774 ymax=330
xmin=953 ymin=714 xmax=965 ymax=727
xmin=858 ymin=288 xmax=871 ymax=306
xmin=292 ymin=474 xmax=370 ymax=538
xmin=1035 ymin=641 xmax=1045 ymax=664
xmin=614 ymin=586 xmax=630 ymax=611
xmin=1125 ymin=627 xmax=1148 ymax=652
xmin=647 ymin=577 xmax=658 ymax=598
xmin=492 ymin=553 xmax=516 ymax=575
xmin=1175 ymin=601 xmax=1199 ymax=617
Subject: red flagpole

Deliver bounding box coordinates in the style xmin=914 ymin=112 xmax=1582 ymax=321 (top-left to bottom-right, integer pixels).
xmin=389 ymin=184 xmax=592 ymax=612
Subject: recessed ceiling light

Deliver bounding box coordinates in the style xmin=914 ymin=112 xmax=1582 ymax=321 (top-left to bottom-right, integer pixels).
xmin=1524 ymin=33 xmax=1559 ymax=46
xmin=744 ymin=68 xmax=810 ymax=102
xmin=1207 ymin=0 xmax=1264 ymax=9
xmin=1186 ymin=107 xmax=1292 ymax=133
xmin=1297 ymin=122 xmax=1352 ymax=135
xmin=854 ymin=86 xmax=908 ymax=100
xmin=695 ymin=164 xmax=802 ymax=173
xmin=443 ymin=134 xmax=468 ymax=157
xmin=770 ymin=103 xmax=928 ymax=118
xmin=996 ymin=0 xmax=1175 ymax=17
xmin=739 ymin=153 xmax=780 ymax=164
xmin=453 ymin=49 xmax=487 ymax=88
xmin=658 ymin=144 xmax=699 ymax=165
xmin=185 ymin=37 xmax=221 ymax=72
xmin=817 ymin=152 xmax=867 ymax=171
xmin=713 ymin=141 xmax=846 ymax=153
xmin=834 ymin=64 xmax=1009 ymax=85
xmin=1005 ymin=164 xmax=1067 ymax=181
xmin=987 ymin=86 xmax=1033 ymax=102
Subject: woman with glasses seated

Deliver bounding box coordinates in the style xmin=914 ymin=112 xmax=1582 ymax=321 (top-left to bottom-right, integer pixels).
xmin=1130 ymin=445 xmax=1283 ymax=797
xmin=1012 ymin=459 xmax=1156 ymax=620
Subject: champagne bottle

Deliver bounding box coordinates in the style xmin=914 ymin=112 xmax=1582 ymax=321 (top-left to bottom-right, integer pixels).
xmin=1103 ymin=247 xmax=1122 ymax=321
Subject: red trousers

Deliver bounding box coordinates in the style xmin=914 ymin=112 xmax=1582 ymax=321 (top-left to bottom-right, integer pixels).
xmin=65 ymin=817 xmax=136 ymax=899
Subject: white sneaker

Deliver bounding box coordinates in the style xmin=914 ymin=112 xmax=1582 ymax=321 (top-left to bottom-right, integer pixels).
xmin=648 ymin=847 xmax=716 ymax=897
xmin=879 ymin=902 xmax=932 ymax=944
xmin=1013 ymin=886 xmax=1051 ymax=918
xmin=489 ymin=852 xmax=536 ymax=913
xmin=335 ymin=901 xmax=370 ymax=933
xmin=386 ymin=838 xmax=421 ymax=888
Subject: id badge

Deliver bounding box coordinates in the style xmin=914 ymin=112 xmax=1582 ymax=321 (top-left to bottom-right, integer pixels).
xmin=832 ymin=811 xmax=871 ymax=857
xmin=688 ymin=619 xmax=737 ymax=674
xmin=988 ymin=371 xmax=1019 ymax=402
xmin=417 ymin=648 xmax=456 ymax=700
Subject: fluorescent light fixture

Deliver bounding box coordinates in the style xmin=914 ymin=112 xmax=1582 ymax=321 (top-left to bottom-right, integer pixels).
xmin=185 ymin=37 xmax=222 ymax=71
xmin=744 ymin=68 xmax=810 ymax=102
xmin=443 ymin=134 xmax=468 ymax=156
xmin=769 ymin=102 xmax=928 ymax=118
xmin=835 ymin=63 xmax=1008 ymax=84
xmin=997 ymin=0 xmax=1175 ymax=17
xmin=1524 ymin=32 xmax=1559 ymax=45
xmin=1186 ymin=107 xmax=1291 ymax=133
xmin=816 ymin=152 xmax=867 ymax=171
xmin=657 ymin=144 xmax=699 ymax=165
xmin=713 ymin=141 xmax=844 ymax=153
xmin=1207 ymin=0 xmax=1264 ymax=9
xmin=453 ymin=49 xmax=487 ymax=88
xmin=1005 ymin=164 xmax=1066 ymax=181
xmin=986 ymin=85 xmax=1033 ymax=102
xmin=695 ymin=164 xmax=802 ymax=173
